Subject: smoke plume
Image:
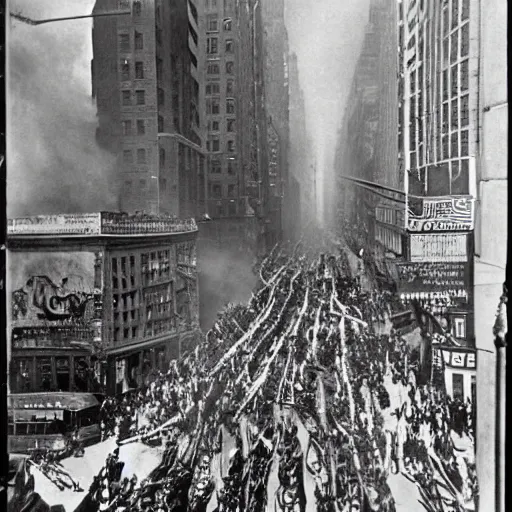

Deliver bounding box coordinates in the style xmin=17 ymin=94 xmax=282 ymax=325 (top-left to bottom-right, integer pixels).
xmin=7 ymin=0 xmax=117 ymax=217
xmin=198 ymin=245 xmax=258 ymax=331
xmin=285 ymin=0 xmax=370 ymax=223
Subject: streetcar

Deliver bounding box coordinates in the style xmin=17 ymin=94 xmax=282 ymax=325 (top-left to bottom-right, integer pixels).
xmin=8 ymin=392 xmax=104 ymax=455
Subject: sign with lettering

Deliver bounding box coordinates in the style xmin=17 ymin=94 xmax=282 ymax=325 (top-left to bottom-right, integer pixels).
xmin=8 ymin=214 xmax=101 ymax=235
xmin=407 ymin=196 xmax=475 ymax=232
xmin=396 ymin=262 xmax=469 ymax=293
xmin=438 ymin=348 xmax=476 ymax=370
xmin=410 ymin=233 xmax=468 ymax=262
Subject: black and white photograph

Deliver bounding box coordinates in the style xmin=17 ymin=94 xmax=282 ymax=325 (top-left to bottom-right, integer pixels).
xmin=2 ymin=0 xmax=508 ymax=511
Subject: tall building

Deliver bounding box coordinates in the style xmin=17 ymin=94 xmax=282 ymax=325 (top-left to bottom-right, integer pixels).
xmin=399 ymin=0 xmax=507 ymax=506
xmin=91 ymin=0 xmax=206 ymax=217
xmin=287 ymin=53 xmax=315 ymax=239
xmin=7 ymin=213 xmax=200 ymax=396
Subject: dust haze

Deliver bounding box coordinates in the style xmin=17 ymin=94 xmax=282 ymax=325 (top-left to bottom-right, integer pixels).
xmin=285 ymin=0 xmax=371 ymax=222
xmin=7 ymin=0 xmax=117 ymax=217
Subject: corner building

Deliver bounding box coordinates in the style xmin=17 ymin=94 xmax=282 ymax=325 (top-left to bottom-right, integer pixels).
xmin=7 ymin=213 xmax=199 ymax=396
xmin=92 ymin=0 xmax=206 ymax=216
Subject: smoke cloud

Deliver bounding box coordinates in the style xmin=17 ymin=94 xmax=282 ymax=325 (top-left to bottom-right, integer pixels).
xmin=198 ymin=245 xmax=257 ymax=330
xmin=7 ymin=0 xmax=117 ymax=218
xmin=285 ymin=0 xmax=370 ymax=222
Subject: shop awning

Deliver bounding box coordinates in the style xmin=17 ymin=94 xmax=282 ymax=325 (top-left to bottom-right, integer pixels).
xmin=8 ymin=392 xmax=100 ymax=411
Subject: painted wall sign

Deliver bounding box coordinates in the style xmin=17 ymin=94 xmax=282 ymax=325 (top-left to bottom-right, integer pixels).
xmin=8 ymin=214 xmax=101 ymax=235
xmin=8 ymin=252 xmax=99 ymax=346
xmin=397 ymin=262 xmax=469 ymax=292
xmin=407 ymin=196 xmax=475 ymax=232
xmin=410 ymin=233 xmax=468 ymax=262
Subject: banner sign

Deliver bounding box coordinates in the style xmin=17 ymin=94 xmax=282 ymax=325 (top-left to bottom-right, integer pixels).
xmin=436 ymin=348 xmax=476 ymax=370
xmin=410 ymin=233 xmax=468 ymax=262
xmin=8 ymin=214 xmax=101 ymax=235
xmin=407 ymin=196 xmax=474 ymax=232
xmin=396 ymin=262 xmax=469 ymax=293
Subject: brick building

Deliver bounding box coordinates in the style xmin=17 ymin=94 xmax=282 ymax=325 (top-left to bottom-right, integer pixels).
xmin=91 ymin=0 xmax=206 ymax=217
xmin=7 ymin=213 xmax=199 ymax=396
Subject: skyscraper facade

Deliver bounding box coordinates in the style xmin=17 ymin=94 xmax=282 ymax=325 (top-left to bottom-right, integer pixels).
xmin=91 ymin=0 xmax=206 ymax=216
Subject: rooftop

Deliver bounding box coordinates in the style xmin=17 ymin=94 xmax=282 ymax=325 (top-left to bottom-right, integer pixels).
xmin=8 ymin=212 xmax=198 ymax=237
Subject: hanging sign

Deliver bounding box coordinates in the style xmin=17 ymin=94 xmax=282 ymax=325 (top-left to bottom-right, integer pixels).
xmin=410 ymin=233 xmax=468 ymax=262
xmin=396 ymin=261 xmax=469 ymax=293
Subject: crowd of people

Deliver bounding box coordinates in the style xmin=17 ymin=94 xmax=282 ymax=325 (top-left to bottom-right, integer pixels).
xmin=69 ymin=235 xmax=477 ymax=512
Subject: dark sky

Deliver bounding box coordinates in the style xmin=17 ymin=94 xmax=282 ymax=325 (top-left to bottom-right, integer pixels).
xmin=7 ymin=0 xmax=117 ymax=217
xmin=285 ymin=0 xmax=370 ymax=221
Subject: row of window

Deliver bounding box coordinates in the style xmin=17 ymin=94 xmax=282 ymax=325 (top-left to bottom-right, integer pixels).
xmin=122 ymin=89 xmax=146 ymax=106
xmin=205 ymin=0 xmax=234 ymax=15
xmin=207 ymin=118 xmax=236 ymax=133
xmin=210 ymin=200 xmax=238 ymax=217
xmin=124 ymin=178 xmax=171 ymax=193
xmin=207 ymin=37 xmax=234 ymax=54
xmin=207 ymin=15 xmax=232 ymax=32
xmin=123 ymin=148 xmax=148 ymax=164
xmin=119 ymin=0 xmax=141 ymax=16
xmin=208 ymin=183 xmax=237 ymax=198
xmin=122 ymin=119 xmax=148 ymax=136
xmin=442 ymin=23 xmax=470 ymax=68
xmin=442 ymin=0 xmax=470 ymax=38
xmin=119 ymin=31 xmax=144 ymax=52
xmin=210 ymin=157 xmax=236 ymax=174
xmin=206 ymin=80 xmax=235 ymax=96
xmin=120 ymin=59 xmax=144 ymax=80
xmin=207 ymin=61 xmax=235 ymax=75
xmin=206 ymin=138 xmax=235 ymax=153
xmin=206 ymin=98 xmax=236 ymax=114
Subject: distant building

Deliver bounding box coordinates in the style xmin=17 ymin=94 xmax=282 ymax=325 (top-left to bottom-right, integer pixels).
xmin=91 ymin=0 xmax=206 ymax=217
xmin=7 ymin=213 xmax=199 ymax=396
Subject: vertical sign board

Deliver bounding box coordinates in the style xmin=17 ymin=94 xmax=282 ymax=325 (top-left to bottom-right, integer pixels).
xmin=409 ymin=233 xmax=468 ymax=262
xmin=406 ymin=196 xmax=475 ymax=232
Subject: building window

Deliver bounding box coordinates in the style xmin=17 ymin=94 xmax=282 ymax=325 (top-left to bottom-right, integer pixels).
xmin=160 ymin=178 xmax=167 ymax=192
xmin=210 ymin=159 xmax=221 ymax=173
xmin=212 ymin=184 xmax=222 ymax=199
xmin=460 ymin=130 xmax=469 ymax=156
xmin=207 ymin=62 xmax=220 ymax=75
xmin=206 ymin=82 xmax=220 ymax=95
xmin=223 ymin=18 xmax=232 ymax=31
xmin=158 ymin=88 xmax=165 ymax=106
xmin=122 ymin=90 xmax=132 ymax=106
xmin=451 ymin=132 xmax=459 ymax=157
xmin=133 ymin=1 xmax=142 ymax=16
xmin=211 ymin=98 xmax=220 ymax=114
xmin=225 ymin=39 xmax=234 ymax=53
xmin=137 ymin=119 xmax=145 ymax=135
xmin=227 ymin=140 xmax=235 ymax=153
xmin=135 ymin=61 xmax=144 ymax=79
xmin=207 ymin=37 xmax=218 ymax=54
xmin=462 ymin=0 xmax=469 ymax=20
xmin=452 ymin=373 xmax=464 ymax=400
xmin=227 ymin=184 xmax=236 ymax=197
xmin=451 ymin=65 xmax=458 ymax=97
xmin=451 ymin=0 xmax=459 ymax=29
xmin=119 ymin=33 xmax=130 ymax=51
xmin=461 ymin=23 xmax=469 ymax=57
xmin=159 ymin=147 xmax=166 ymax=167
xmin=123 ymin=149 xmax=133 ymax=163
xmin=226 ymin=61 xmax=234 ymax=74
xmin=156 ymin=28 xmax=162 ymax=45
xmin=211 ymin=138 xmax=220 ymax=152
xmin=121 ymin=59 xmax=130 ymax=80
xmin=460 ymin=95 xmax=469 ymax=126
xmin=136 ymin=90 xmax=145 ymax=105
xmin=442 ymin=102 xmax=449 ymax=133
xmin=135 ymin=31 xmax=144 ymax=50
xmin=460 ymin=60 xmax=469 ymax=91
xmin=226 ymin=98 xmax=235 ymax=114
xmin=450 ymin=99 xmax=459 ymax=130
xmin=450 ymin=31 xmax=458 ymax=63
xmin=210 ymin=120 xmax=220 ymax=132
xmin=227 ymin=158 xmax=236 ymax=175
xmin=228 ymin=201 xmax=237 ymax=216
xmin=207 ymin=15 xmax=218 ymax=31
xmin=158 ymin=115 xmax=164 ymax=132
xmin=226 ymin=79 xmax=234 ymax=95
xmin=139 ymin=178 xmax=147 ymax=190
xmin=122 ymin=120 xmax=132 ymax=135
xmin=442 ymin=135 xmax=449 ymax=159
xmin=137 ymin=148 xmax=147 ymax=164
xmin=224 ymin=0 xmax=234 ymax=14
xmin=227 ymin=119 xmax=235 ymax=132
